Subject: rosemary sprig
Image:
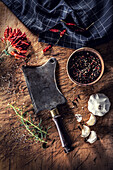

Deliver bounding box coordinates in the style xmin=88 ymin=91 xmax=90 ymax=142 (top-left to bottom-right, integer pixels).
xmin=9 ymin=104 xmax=50 ymax=143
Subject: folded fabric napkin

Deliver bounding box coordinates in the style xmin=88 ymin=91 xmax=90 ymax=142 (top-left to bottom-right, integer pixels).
xmin=1 ymin=0 xmax=113 ymax=49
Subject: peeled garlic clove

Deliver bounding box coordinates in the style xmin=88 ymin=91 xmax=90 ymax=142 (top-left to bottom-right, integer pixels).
xmin=87 ymin=131 xmax=97 ymax=144
xmin=81 ymin=125 xmax=90 ymax=138
xmin=75 ymin=114 xmax=82 ymax=122
xmin=86 ymin=114 xmax=96 ymax=126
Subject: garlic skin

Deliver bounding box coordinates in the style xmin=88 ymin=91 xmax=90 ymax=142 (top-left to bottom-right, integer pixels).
xmin=75 ymin=114 xmax=82 ymax=122
xmin=81 ymin=125 xmax=90 ymax=138
xmin=87 ymin=131 xmax=97 ymax=144
xmin=88 ymin=93 xmax=111 ymax=116
xmin=86 ymin=114 xmax=96 ymax=126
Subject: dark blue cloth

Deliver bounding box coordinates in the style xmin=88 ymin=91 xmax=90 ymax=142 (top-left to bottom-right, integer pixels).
xmin=1 ymin=0 xmax=113 ymax=49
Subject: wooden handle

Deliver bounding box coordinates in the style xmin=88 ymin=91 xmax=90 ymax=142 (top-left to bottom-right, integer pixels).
xmin=50 ymin=108 xmax=72 ymax=153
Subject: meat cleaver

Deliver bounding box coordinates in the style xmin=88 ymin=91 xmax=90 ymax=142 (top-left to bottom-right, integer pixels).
xmin=22 ymin=58 xmax=72 ymax=153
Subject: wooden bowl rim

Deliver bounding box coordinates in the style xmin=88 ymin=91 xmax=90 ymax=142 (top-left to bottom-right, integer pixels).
xmin=67 ymin=47 xmax=104 ymax=86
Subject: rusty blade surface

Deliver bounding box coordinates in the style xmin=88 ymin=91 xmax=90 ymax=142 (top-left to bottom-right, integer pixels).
xmin=22 ymin=58 xmax=66 ymax=113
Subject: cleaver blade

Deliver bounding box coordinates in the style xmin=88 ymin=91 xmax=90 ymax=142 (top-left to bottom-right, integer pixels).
xmin=22 ymin=58 xmax=66 ymax=113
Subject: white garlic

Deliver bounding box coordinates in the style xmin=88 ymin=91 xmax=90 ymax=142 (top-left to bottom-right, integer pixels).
xmin=88 ymin=93 xmax=111 ymax=116
xmin=86 ymin=114 xmax=96 ymax=126
xmin=87 ymin=131 xmax=97 ymax=144
xmin=75 ymin=114 xmax=82 ymax=122
xmin=81 ymin=125 xmax=90 ymax=138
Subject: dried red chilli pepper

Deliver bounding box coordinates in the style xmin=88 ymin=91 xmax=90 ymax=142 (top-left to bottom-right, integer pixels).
xmin=43 ymin=45 xmax=52 ymax=53
xmin=60 ymin=29 xmax=67 ymax=37
xmin=13 ymin=39 xmax=21 ymax=46
xmin=49 ymin=29 xmax=60 ymax=33
xmin=66 ymin=23 xmax=76 ymax=26
xmin=10 ymin=51 xmax=26 ymax=59
xmin=13 ymin=29 xmax=16 ymax=34
xmin=21 ymin=41 xmax=30 ymax=46
xmin=4 ymin=26 xmax=9 ymax=39
xmin=61 ymin=20 xmax=78 ymax=27
xmin=17 ymin=28 xmax=22 ymax=35
xmin=12 ymin=33 xmax=26 ymax=44
xmin=9 ymin=27 xmax=12 ymax=35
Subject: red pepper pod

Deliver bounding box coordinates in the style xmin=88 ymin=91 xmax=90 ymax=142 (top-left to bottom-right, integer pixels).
xmin=66 ymin=23 xmax=76 ymax=26
xmin=17 ymin=28 xmax=22 ymax=35
xmin=10 ymin=51 xmax=26 ymax=59
xmin=16 ymin=39 xmax=22 ymax=45
xmin=49 ymin=29 xmax=60 ymax=33
xmin=13 ymin=39 xmax=21 ymax=48
xmin=60 ymin=29 xmax=67 ymax=37
xmin=21 ymin=41 xmax=30 ymax=46
xmin=43 ymin=45 xmax=52 ymax=53
xmin=13 ymin=29 xmax=16 ymax=34
xmin=12 ymin=35 xmax=23 ymax=44
xmin=4 ymin=26 xmax=9 ymax=39
xmin=7 ymin=33 xmax=15 ymax=40
xmin=11 ymin=36 xmax=18 ymax=44
xmin=9 ymin=27 xmax=12 ymax=36
xmin=21 ymin=32 xmax=26 ymax=38
xmin=17 ymin=50 xmax=27 ymax=54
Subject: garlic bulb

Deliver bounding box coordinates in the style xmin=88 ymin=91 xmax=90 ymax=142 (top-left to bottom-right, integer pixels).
xmin=87 ymin=131 xmax=97 ymax=144
xmin=88 ymin=93 xmax=111 ymax=116
xmin=81 ymin=125 xmax=90 ymax=138
xmin=86 ymin=114 xmax=96 ymax=126
xmin=75 ymin=114 xmax=82 ymax=122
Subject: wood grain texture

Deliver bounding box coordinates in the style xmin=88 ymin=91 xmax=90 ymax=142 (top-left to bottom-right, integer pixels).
xmin=0 ymin=2 xmax=113 ymax=170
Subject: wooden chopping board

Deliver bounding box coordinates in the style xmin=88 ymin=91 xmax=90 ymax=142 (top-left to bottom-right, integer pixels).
xmin=0 ymin=2 xmax=113 ymax=170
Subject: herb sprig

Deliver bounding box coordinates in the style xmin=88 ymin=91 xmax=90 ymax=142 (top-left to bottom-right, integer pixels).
xmin=9 ymin=104 xmax=50 ymax=143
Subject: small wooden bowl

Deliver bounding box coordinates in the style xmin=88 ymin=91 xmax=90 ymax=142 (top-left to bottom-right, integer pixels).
xmin=67 ymin=47 xmax=104 ymax=86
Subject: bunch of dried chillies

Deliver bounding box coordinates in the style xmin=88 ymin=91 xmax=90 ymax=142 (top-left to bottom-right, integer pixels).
xmin=0 ymin=26 xmax=31 ymax=60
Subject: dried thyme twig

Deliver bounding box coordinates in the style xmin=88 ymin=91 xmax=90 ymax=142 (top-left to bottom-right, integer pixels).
xmin=9 ymin=104 xmax=50 ymax=143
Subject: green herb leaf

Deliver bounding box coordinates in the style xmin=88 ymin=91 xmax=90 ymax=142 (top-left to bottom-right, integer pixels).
xmin=9 ymin=104 xmax=48 ymax=143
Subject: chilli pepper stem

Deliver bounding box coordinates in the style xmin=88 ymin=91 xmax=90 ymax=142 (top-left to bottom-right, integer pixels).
xmin=54 ymin=37 xmax=61 ymax=45
xmin=85 ymin=22 xmax=94 ymax=30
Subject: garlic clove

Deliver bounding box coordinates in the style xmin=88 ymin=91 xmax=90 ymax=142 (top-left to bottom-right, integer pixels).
xmin=81 ymin=125 xmax=90 ymax=138
xmin=87 ymin=131 xmax=97 ymax=144
xmin=75 ymin=114 xmax=82 ymax=122
xmin=86 ymin=114 xmax=96 ymax=126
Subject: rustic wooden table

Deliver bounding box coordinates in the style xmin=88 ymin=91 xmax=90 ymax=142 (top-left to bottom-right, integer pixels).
xmin=0 ymin=2 xmax=113 ymax=170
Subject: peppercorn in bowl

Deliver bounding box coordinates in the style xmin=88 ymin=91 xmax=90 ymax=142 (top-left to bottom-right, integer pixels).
xmin=67 ymin=47 xmax=104 ymax=86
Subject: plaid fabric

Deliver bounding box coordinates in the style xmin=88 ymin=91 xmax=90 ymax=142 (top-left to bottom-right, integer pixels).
xmin=1 ymin=0 xmax=113 ymax=49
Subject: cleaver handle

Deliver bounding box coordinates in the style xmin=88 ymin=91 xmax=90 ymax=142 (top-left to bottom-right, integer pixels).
xmin=50 ymin=108 xmax=72 ymax=153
